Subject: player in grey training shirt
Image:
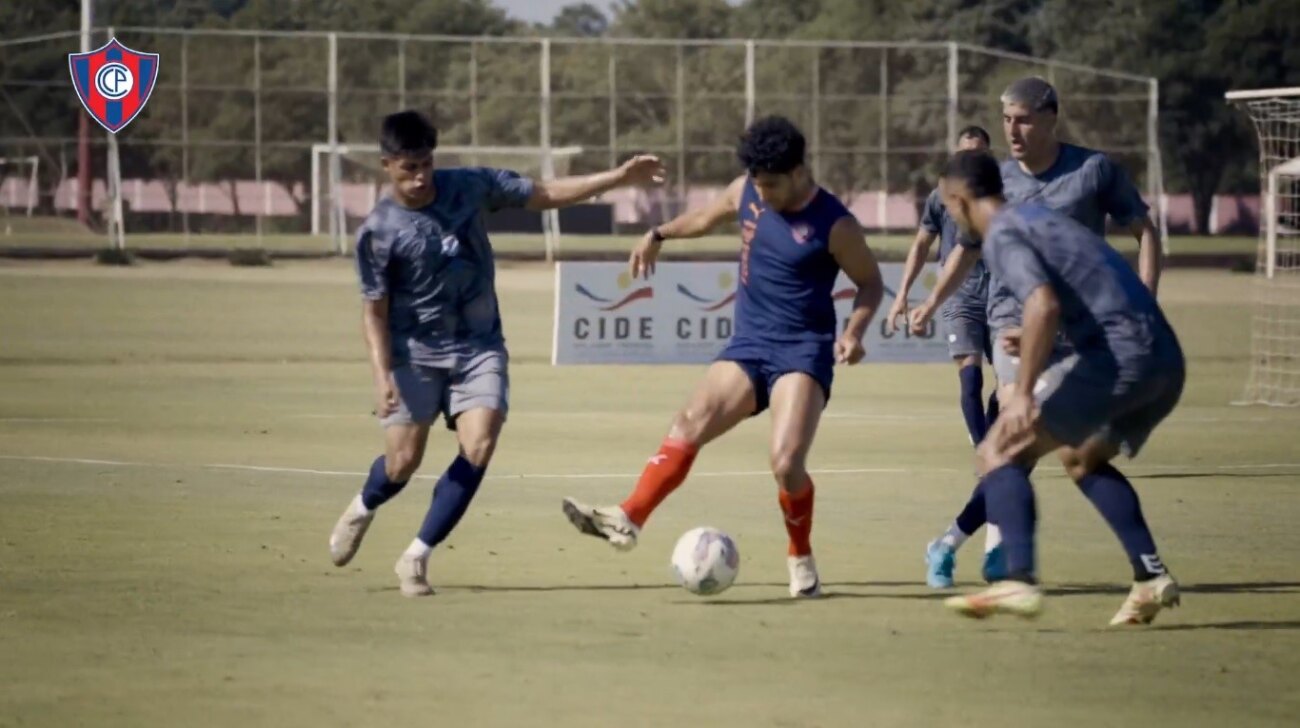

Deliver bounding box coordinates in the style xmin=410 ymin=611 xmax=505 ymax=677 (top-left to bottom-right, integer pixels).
xmin=329 ymin=110 xmax=665 ymax=596
xmin=889 ymin=126 xmax=995 ymax=448
xmin=937 ymin=150 xmax=1183 ymax=625
xmin=911 ymin=77 xmax=1164 ymax=587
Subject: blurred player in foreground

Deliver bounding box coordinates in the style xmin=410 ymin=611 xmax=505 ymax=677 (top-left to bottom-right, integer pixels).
xmin=912 ymin=77 xmax=1163 ymax=589
xmin=936 ymin=150 xmax=1181 ymax=625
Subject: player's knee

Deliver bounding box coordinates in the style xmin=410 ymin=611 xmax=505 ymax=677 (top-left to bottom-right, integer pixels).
xmin=387 ymin=447 xmax=423 ymax=481
xmin=769 ymin=450 xmax=808 ymax=491
xmin=667 ymin=407 xmax=710 ymax=447
xmin=458 ymin=432 xmax=498 ymax=469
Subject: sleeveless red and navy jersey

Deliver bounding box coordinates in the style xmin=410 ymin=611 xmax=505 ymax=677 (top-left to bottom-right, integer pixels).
xmin=733 ymin=178 xmax=852 ymax=343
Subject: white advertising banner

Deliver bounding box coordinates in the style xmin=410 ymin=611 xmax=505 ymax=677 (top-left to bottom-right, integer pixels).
xmin=552 ymin=261 xmax=951 ymax=365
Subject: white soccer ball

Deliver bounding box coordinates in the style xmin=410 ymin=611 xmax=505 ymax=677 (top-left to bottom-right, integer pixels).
xmin=671 ymin=526 xmax=740 ymax=596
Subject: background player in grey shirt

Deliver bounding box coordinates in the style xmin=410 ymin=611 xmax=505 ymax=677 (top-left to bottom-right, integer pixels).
xmin=912 ymin=77 xmax=1163 ymax=587
xmin=937 ymin=150 xmax=1183 ymax=625
xmin=889 ymin=126 xmax=995 ymax=449
xmin=329 ymin=110 xmax=665 ymax=596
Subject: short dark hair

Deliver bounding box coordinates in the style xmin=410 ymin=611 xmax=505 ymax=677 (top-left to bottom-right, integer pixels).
xmin=737 ymin=115 xmax=806 ymax=175
xmin=941 ymin=150 xmax=1003 ymax=199
xmin=1001 ymin=76 xmax=1059 ymax=114
xmin=956 ymin=125 xmax=991 ymax=145
xmin=380 ymin=110 xmax=438 ymax=156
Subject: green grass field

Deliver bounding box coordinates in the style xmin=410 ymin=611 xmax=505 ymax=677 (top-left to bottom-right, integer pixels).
xmin=1 ymin=260 xmax=1298 ymax=727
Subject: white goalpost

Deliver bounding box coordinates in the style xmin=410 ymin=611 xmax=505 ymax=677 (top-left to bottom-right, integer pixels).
xmin=311 ymin=144 xmax=583 ymax=260
xmin=1226 ymin=87 xmax=1300 ymax=406
xmin=0 ymin=156 xmax=39 ymax=233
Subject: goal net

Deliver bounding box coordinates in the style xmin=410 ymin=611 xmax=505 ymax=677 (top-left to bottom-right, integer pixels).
xmin=311 ymin=144 xmax=582 ymax=259
xmin=1227 ymin=88 xmax=1300 ymax=406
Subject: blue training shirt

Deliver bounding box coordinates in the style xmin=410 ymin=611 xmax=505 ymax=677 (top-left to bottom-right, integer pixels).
xmin=732 ymin=179 xmax=853 ymax=344
xmin=983 ymin=202 xmax=1178 ymax=375
xmin=355 ymin=167 xmax=534 ymax=367
xmin=981 ymin=143 xmax=1150 ymax=332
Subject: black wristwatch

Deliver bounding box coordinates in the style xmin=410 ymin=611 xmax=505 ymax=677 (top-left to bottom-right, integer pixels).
xmin=649 ymin=227 xmax=666 ymax=243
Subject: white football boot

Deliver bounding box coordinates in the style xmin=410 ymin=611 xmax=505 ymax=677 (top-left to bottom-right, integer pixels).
xmin=1109 ymin=574 xmax=1180 ymax=627
xmin=562 ymin=497 xmax=639 ymax=551
xmin=329 ymin=494 xmax=374 ymax=567
xmin=945 ymin=580 xmax=1043 ymax=620
xmin=394 ymin=552 xmax=434 ymax=597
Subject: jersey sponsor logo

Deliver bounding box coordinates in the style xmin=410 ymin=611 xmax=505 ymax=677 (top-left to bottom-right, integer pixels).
xmin=68 ymin=38 xmax=159 ymax=134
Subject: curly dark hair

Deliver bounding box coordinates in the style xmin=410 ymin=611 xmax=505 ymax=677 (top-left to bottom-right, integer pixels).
xmin=737 ymin=115 xmax=806 ymax=175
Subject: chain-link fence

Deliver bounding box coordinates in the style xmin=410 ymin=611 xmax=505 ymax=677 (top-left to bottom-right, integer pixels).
xmin=0 ymin=27 xmax=1161 ymax=255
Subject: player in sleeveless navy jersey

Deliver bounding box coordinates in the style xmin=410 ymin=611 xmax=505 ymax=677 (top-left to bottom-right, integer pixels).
xmin=562 ymin=116 xmax=884 ymax=597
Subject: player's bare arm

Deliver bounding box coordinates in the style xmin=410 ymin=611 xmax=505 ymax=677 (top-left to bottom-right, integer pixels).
xmin=1131 ymin=216 xmax=1162 ymax=295
xmin=630 ymin=175 xmax=745 ymax=279
xmin=526 ymin=154 xmax=665 ymax=211
xmin=1004 ymin=283 xmax=1060 ymax=439
xmin=361 ymin=297 xmax=397 ymax=418
xmin=829 ymin=216 xmax=884 ymax=365
xmin=909 ymin=243 xmax=981 ymax=335
xmin=887 ymin=227 xmax=937 ymax=334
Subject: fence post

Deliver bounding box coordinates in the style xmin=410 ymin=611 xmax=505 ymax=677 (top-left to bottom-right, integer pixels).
xmin=608 ymin=46 xmax=617 ymax=174
xmin=810 ymin=47 xmax=820 ymax=180
xmin=1148 ymin=77 xmax=1168 ymax=249
xmin=181 ymin=32 xmax=190 ymax=242
xmin=397 ymin=38 xmax=406 ymax=110
xmin=540 ymin=38 xmax=557 ymax=262
xmin=676 ymin=42 xmax=686 ymax=213
xmin=745 ymin=40 xmax=755 ymax=127
xmin=327 ymin=32 xmax=342 ymax=254
xmin=947 ymin=42 xmax=958 ymax=152
xmin=879 ymin=49 xmax=889 ymax=230
xmin=254 ymin=33 xmax=263 ymax=243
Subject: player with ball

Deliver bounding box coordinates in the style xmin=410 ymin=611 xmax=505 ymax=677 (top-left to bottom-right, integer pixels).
xmin=562 ymin=116 xmax=884 ymax=598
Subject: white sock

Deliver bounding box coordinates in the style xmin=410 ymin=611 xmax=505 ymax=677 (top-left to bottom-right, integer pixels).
xmin=352 ymin=493 xmax=372 ymax=516
xmin=403 ymin=538 xmax=432 ymax=560
xmin=939 ymin=522 xmax=969 ymax=549
xmin=984 ymin=524 xmax=1003 ymax=553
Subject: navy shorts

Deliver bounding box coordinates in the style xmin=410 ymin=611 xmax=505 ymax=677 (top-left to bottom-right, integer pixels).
xmin=716 ymin=338 xmax=834 ymax=415
xmin=941 ymin=269 xmax=991 ymax=359
xmin=1035 ymin=338 xmax=1185 ymax=458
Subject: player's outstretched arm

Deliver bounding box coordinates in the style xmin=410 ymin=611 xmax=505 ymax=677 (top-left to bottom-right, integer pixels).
xmin=909 ymin=243 xmax=981 ymax=335
xmin=629 ymin=176 xmax=745 ymax=279
xmin=1131 ymin=217 xmax=1162 ymax=295
xmin=526 ymin=154 xmax=665 ymax=211
xmin=887 ymin=227 xmax=936 ymax=334
xmin=361 ymin=299 xmax=398 ymax=418
xmin=829 ymin=216 xmax=884 ymax=365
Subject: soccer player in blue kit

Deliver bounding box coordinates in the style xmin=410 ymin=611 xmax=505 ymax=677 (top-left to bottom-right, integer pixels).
xmin=561 ymin=116 xmax=884 ymax=597
xmin=912 ymin=77 xmax=1164 ymax=591
xmin=934 ymin=150 xmax=1182 ymax=624
xmin=328 ymin=110 xmax=665 ymax=597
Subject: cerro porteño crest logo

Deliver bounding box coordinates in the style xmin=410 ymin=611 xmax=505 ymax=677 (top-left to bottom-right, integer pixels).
xmin=68 ymin=38 xmax=159 ymax=134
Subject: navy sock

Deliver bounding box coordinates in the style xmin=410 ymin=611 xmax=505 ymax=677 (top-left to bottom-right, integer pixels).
xmin=958 ymin=365 xmax=989 ymax=445
xmin=1076 ymin=463 xmax=1166 ymax=582
xmin=360 ymin=455 xmax=408 ymax=510
xmin=954 ymin=482 xmax=987 ymax=536
xmin=417 ymin=455 xmax=487 ymax=548
xmin=986 ymin=390 xmax=1000 ymax=426
xmin=981 ymin=464 xmax=1037 ymax=582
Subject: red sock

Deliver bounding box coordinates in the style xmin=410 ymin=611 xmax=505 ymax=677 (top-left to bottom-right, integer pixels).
xmin=778 ymin=479 xmax=815 ymax=557
xmin=620 ymin=438 xmax=698 ymax=527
